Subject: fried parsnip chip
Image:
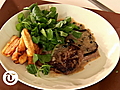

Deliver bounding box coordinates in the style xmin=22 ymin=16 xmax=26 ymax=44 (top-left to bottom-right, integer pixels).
xmin=18 ymin=36 xmax=26 ymax=53
xmin=27 ymin=56 xmax=34 ymax=65
xmin=14 ymin=60 xmax=19 ymax=64
xmin=2 ymin=35 xmax=18 ymax=55
xmin=12 ymin=36 xmax=26 ymax=61
xmin=12 ymin=47 xmax=20 ymax=61
xmin=21 ymin=29 xmax=34 ymax=56
xmin=3 ymin=37 xmax=20 ymax=57
xmin=33 ymin=43 xmax=42 ymax=54
xmin=19 ymin=52 xmax=27 ymax=64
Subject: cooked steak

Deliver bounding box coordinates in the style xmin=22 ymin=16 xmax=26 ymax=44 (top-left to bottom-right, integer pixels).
xmin=49 ymin=29 xmax=99 ymax=75
xmin=50 ymin=45 xmax=83 ymax=75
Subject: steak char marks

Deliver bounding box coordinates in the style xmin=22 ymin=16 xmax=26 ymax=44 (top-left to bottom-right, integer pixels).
xmin=50 ymin=45 xmax=83 ymax=75
xmin=50 ymin=29 xmax=100 ymax=75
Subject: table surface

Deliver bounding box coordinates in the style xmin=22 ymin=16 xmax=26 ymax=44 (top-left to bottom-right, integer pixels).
xmin=0 ymin=0 xmax=120 ymax=90
xmin=43 ymin=0 xmax=120 ymax=13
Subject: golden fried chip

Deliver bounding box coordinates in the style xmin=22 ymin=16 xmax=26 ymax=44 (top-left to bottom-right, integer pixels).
xmin=2 ymin=35 xmax=18 ymax=56
xmin=14 ymin=60 xmax=19 ymax=64
xmin=18 ymin=36 xmax=26 ymax=53
xmin=3 ymin=37 xmax=20 ymax=57
xmin=21 ymin=28 xmax=34 ymax=56
xmin=19 ymin=51 xmax=27 ymax=64
xmin=27 ymin=56 xmax=34 ymax=65
xmin=11 ymin=47 xmax=20 ymax=61
xmin=33 ymin=43 xmax=42 ymax=54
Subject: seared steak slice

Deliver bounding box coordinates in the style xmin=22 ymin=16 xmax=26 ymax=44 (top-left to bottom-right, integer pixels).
xmin=50 ymin=45 xmax=83 ymax=75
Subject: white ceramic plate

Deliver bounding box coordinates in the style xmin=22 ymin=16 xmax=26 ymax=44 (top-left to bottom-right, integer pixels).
xmin=0 ymin=4 xmax=120 ymax=89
